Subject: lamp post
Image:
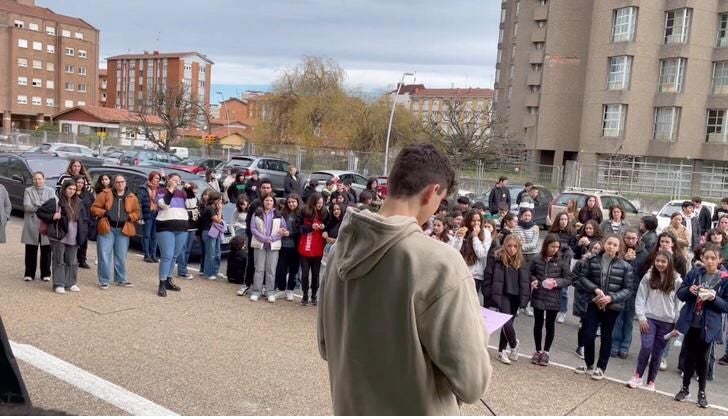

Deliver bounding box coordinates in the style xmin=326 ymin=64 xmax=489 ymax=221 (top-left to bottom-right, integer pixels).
xmin=384 ymin=72 xmax=414 ymax=176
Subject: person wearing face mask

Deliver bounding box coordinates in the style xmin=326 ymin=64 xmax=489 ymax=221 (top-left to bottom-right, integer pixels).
xmin=573 ymin=234 xmax=634 ymax=380
xmin=21 ymin=172 xmax=55 ymax=282
xmin=578 ymin=196 xmax=603 ymax=226
xmin=155 ymin=173 xmax=189 ymax=297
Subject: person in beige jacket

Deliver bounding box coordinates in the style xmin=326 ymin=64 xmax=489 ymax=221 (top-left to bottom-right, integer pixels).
xmin=317 ymin=144 xmax=492 ymax=415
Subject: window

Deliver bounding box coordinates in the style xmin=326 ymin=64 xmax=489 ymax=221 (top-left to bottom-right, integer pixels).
xmin=14 ymin=20 xmax=24 ymax=29
xmin=65 ymin=64 xmax=74 ymax=73
xmin=602 ymin=104 xmax=627 ymax=137
xmin=17 ymin=77 xmax=28 ymax=86
xmin=658 ymin=58 xmax=686 ymax=93
xmin=498 ymin=28 xmax=504 ymax=43
xmin=32 ymin=41 xmax=41 ymax=51
xmin=707 ymin=109 xmax=728 ymax=143
xmin=18 ymin=58 xmax=27 ymax=67
xmin=46 ymin=98 xmax=55 ymax=107
xmin=65 ymin=47 xmax=74 ymax=56
xmin=32 ymin=60 xmax=41 ymax=69
xmin=184 ymin=64 xmax=192 ymax=71
xmin=78 ymin=84 xmax=87 ymax=92
xmin=513 ymin=22 xmax=518 ymax=38
xmin=46 ymin=26 xmax=55 ymax=35
xmin=31 ymin=97 xmax=41 ymax=106
xmin=46 ymin=80 xmax=54 ymax=89
xmin=509 ymin=64 xmax=514 ymax=79
xmin=78 ymin=67 xmax=87 ymax=75
xmin=612 ymin=7 xmax=637 ymax=42
xmin=74 ymin=32 xmax=83 ymax=40
xmin=607 ymin=56 xmax=632 ymax=90
xmin=32 ymin=78 xmax=42 ymax=87
xmin=653 ymin=107 xmax=681 ymax=141
xmin=47 ymin=62 xmax=54 ymax=72
xmin=508 ymin=86 xmax=513 ymax=99
xmin=713 ymin=62 xmax=728 ymax=94
xmin=46 ymin=44 xmax=55 ymax=53
xmin=77 ymin=101 xmax=86 ymax=106
xmin=78 ymin=50 xmax=87 ymax=58
xmin=18 ymin=39 xmax=28 ymax=48
xmin=65 ymin=82 xmax=74 ymax=91
xmin=515 ymin=0 xmax=520 ymax=16
xmin=665 ymin=8 xmax=690 ymax=44
xmin=61 ymin=29 xmax=70 ymax=38
xmin=500 ymin=8 xmax=506 ymax=23
xmin=64 ymin=100 xmax=73 ymax=108
xmin=29 ymin=23 xmax=39 ymax=31
xmin=17 ymin=95 xmax=28 ymax=105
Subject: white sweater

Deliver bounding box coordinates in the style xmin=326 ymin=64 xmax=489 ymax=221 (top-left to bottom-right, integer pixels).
xmin=635 ymin=270 xmax=683 ymax=324
xmin=449 ymin=230 xmax=492 ymax=281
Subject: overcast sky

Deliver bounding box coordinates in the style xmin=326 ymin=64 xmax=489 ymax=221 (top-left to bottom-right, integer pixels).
xmin=40 ymin=0 xmax=500 ymax=98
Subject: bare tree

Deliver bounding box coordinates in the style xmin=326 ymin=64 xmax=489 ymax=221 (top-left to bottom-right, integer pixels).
xmin=132 ymin=84 xmax=204 ymax=151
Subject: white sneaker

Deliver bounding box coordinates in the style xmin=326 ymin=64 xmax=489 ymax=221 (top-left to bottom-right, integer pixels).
xmin=659 ymin=358 xmax=668 ymax=371
xmin=643 ymin=382 xmax=656 ymax=392
xmin=69 ymin=285 xmax=80 ymax=292
xmin=275 ymin=290 xmax=285 ymax=298
xmin=23 ymin=276 xmax=32 ymax=282
xmin=557 ymin=312 xmax=567 ymax=323
xmin=41 ymin=277 xmax=51 ymax=282
xmin=525 ymin=306 xmax=534 ymax=317
xmin=509 ymin=340 xmax=520 ymax=361
xmin=236 ymin=288 xmax=246 ymax=296
xmin=249 ymin=294 xmax=259 ymax=302
xmin=574 ymin=366 xmax=594 ymax=375
xmin=206 ymin=275 xmax=217 ymax=281
xmin=627 ymin=374 xmax=643 ymax=389
xmin=497 ymin=351 xmax=512 ymax=365
xmin=267 ymin=295 xmax=276 ymax=303
xmin=590 ymin=367 xmax=605 ymax=381
xmin=54 ymin=287 xmax=65 ymax=294
xmin=285 ymin=290 xmax=294 ymax=301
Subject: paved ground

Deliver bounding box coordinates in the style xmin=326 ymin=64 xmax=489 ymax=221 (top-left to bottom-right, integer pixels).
xmin=1 ymin=217 xmax=726 ymax=415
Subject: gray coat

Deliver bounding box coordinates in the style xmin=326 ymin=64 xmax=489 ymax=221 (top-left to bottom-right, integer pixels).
xmin=0 ymin=185 xmax=10 ymax=243
xmin=21 ymin=186 xmax=55 ymax=246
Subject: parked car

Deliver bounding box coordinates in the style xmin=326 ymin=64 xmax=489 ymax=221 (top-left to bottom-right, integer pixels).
xmin=86 ymin=166 xmax=233 ymax=257
xmin=480 ymin=184 xmax=554 ymax=228
xmin=547 ymin=187 xmax=646 ymax=228
xmin=119 ymin=149 xmax=185 ymax=168
xmin=307 ymin=170 xmax=369 ymax=195
xmin=169 ymin=158 xmax=224 ymax=175
xmin=0 ymin=152 xmax=70 ymax=211
xmin=654 ymin=199 xmax=717 ymax=233
xmin=28 ymin=142 xmax=109 ymax=166
xmin=102 ymin=150 xmax=125 ymax=165
xmin=221 ymin=155 xmax=291 ymax=195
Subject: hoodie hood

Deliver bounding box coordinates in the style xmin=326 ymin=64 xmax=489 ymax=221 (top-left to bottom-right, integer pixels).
xmin=334 ymin=208 xmax=422 ymax=281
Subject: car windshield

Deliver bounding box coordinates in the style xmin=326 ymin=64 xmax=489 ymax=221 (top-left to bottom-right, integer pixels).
xmin=659 ymin=203 xmax=684 ymax=218
xmin=27 ymin=158 xmax=70 ymax=176
xmin=310 ymin=173 xmax=333 ymax=183
xmin=28 ymin=144 xmax=52 ymax=152
xmin=229 ymin=158 xmax=254 ymax=167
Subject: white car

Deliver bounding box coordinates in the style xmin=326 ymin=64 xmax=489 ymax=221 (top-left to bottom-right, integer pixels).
xmin=307 ymin=170 xmax=369 ymax=195
xmin=654 ymin=199 xmax=717 ymax=233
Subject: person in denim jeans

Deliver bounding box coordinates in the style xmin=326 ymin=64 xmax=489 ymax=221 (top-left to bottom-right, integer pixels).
xmin=176 ymin=182 xmax=199 ymax=279
xmin=155 ymin=173 xmax=189 ymax=297
xmin=200 ymin=192 xmax=224 ymax=280
xmin=90 ymin=175 xmax=141 ymax=289
xmin=612 ymin=230 xmax=649 ymax=358
xmin=138 ymin=171 xmax=161 ymax=263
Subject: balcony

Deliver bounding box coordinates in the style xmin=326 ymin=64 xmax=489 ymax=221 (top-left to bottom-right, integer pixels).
xmin=533 ymin=4 xmax=548 ymax=21
xmin=527 ymin=71 xmax=542 ymax=86
xmin=523 ymin=114 xmax=538 ymax=128
xmin=531 ymin=27 xmax=546 ymax=43
xmin=525 ymin=93 xmax=540 ymax=107
xmin=529 ymin=49 xmax=544 ymax=64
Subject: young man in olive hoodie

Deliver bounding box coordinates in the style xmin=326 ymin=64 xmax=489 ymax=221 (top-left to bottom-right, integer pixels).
xmin=317 ymin=144 xmax=492 ymax=415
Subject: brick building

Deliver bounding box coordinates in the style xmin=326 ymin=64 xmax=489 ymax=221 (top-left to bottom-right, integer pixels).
xmin=0 ymin=0 xmax=99 ymax=134
xmin=98 ymin=68 xmax=107 ymax=107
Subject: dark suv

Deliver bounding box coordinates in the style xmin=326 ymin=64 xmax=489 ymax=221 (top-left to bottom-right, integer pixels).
xmin=0 ymin=152 xmax=70 ymax=211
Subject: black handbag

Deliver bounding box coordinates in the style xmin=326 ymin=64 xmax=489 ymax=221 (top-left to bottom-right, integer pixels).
xmin=46 ymin=218 xmax=67 ymax=241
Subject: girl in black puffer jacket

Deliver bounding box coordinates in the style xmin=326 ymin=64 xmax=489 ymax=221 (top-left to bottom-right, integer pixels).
xmin=573 ymin=234 xmax=634 ymax=380
xmin=573 ymin=240 xmax=603 ymax=359
xmin=529 ymin=234 xmax=571 ymax=366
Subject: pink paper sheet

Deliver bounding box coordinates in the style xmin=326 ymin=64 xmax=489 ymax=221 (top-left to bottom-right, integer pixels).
xmin=480 ymin=307 xmax=513 ymax=333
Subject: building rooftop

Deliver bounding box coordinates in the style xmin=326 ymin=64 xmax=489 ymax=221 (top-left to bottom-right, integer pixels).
xmin=410 ymin=87 xmax=494 ymax=98
xmin=0 ymin=0 xmax=97 ymax=30
xmin=105 ymin=51 xmax=214 ymax=65
xmin=52 ymin=105 xmax=163 ymax=125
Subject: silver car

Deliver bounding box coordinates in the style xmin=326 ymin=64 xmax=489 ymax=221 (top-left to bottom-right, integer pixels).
xmin=307 ymin=170 xmax=369 ymax=195
xmin=222 ymin=155 xmax=291 ymax=195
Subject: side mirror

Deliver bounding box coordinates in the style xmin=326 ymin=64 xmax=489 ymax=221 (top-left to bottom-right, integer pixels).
xmin=652 ymin=210 xmax=658 ymax=216
xmin=11 ymin=174 xmax=24 ymax=183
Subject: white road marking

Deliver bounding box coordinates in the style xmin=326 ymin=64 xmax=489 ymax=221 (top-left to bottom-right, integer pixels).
xmin=10 ymin=341 xmax=179 ymax=416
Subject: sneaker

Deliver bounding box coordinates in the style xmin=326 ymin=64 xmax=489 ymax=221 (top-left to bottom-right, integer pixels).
xmin=627 ymin=374 xmax=643 ymax=389
xmin=525 ymin=306 xmax=534 ymax=317
xmin=100 ymin=283 xmax=109 ymax=290
xmin=659 ymin=358 xmax=668 ymax=371
xmin=236 ymin=287 xmax=246 ymax=296
xmin=509 ymin=340 xmax=520 ymax=361
xmin=301 ymin=297 xmax=309 ymax=306
xmin=497 ymin=351 xmax=512 ymax=365
xmin=574 ymin=366 xmax=593 ymax=375
xmin=285 ymin=290 xmax=294 ymax=301
xmin=54 ymin=286 xmax=65 ymax=294
xmin=116 ymin=282 xmax=134 ymax=288
xmin=177 ymin=273 xmax=192 ymax=280
xmin=23 ymin=276 xmax=32 ymax=282
xmin=41 ymin=277 xmax=51 ymax=282
xmin=556 ymin=312 xmax=567 ymax=324
xmin=575 ymin=347 xmax=585 ymax=359
xmin=697 ymin=391 xmax=708 ymax=408
xmin=275 ymin=290 xmax=285 ymax=298
xmin=674 ymin=387 xmax=690 ymax=402
xmin=596 ymin=326 xmax=601 ymax=337
xmin=618 ymin=351 xmax=628 ymax=359
xmin=643 ymin=381 xmax=656 ymax=392
xmin=530 ymin=351 xmax=542 ymax=365
xmin=68 ymin=285 xmax=80 ymax=292
xmin=79 ymin=262 xmax=91 ymax=269
xmin=207 ymin=275 xmax=217 ymax=281
xmin=610 ymin=351 xmax=618 ymax=358
xmin=590 ymin=367 xmax=605 ymax=381
xmin=718 ymin=354 xmax=728 ymax=366
xmin=249 ymin=294 xmax=259 ymax=302
xmin=538 ymin=351 xmax=550 ymax=366
xmin=267 ymin=295 xmax=276 ymax=303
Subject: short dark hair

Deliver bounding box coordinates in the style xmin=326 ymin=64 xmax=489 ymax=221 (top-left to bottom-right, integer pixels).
xmin=260 ymin=179 xmax=273 ymax=187
xmin=343 ymin=178 xmax=353 ymax=186
xmin=524 ymin=182 xmax=534 ymax=188
xmin=387 ymin=144 xmax=455 ymax=198
xmin=359 ymin=190 xmax=373 ymax=203
xmin=681 ymin=201 xmax=694 ymax=210
xmin=498 ymin=176 xmax=508 ymax=182
xmin=691 ymin=196 xmax=702 ymax=204
xmin=457 ymin=196 xmax=471 ymax=205
xmin=498 ymin=202 xmax=510 ymax=212
xmin=473 ymin=201 xmax=487 ymax=211
xmin=641 ymin=215 xmax=658 ymax=231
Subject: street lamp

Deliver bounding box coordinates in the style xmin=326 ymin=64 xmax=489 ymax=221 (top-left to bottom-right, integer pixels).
xmin=384 ymin=72 xmax=414 ymax=176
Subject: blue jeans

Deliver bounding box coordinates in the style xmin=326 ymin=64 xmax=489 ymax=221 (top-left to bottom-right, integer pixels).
xmin=96 ymin=228 xmax=129 ymax=285
xmin=560 ymin=288 xmax=569 ymax=313
xmin=612 ymin=297 xmax=636 ymax=354
xmin=636 ymin=318 xmax=673 ymax=383
xmin=157 ymin=230 xmax=187 ymax=281
xmin=201 ymin=230 xmax=221 ymax=277
xmin=142 ymin=218 xmax=158 ymax=259
xmin=176 ymin=231 xmax=195 ymax=277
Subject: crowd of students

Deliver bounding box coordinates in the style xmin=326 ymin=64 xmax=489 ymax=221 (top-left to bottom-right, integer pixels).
xmin=428 ymin=183 xmax=728 ymax=409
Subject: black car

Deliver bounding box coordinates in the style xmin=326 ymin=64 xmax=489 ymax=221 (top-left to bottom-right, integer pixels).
xmin=0 ymin=152 xmax=71 ymax=211
xmin=87 ymin=166 xmax=235 ymax=257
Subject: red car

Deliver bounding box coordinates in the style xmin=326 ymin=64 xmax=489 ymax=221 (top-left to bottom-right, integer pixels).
xmin=169 ymin=158 xmax=224 ymax=175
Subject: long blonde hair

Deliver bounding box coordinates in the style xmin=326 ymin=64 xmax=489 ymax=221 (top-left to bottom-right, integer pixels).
xmin=496 ymin=234 xmax=523 ymax=270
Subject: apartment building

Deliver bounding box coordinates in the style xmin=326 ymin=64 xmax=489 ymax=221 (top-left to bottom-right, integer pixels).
xmin=407 ymin=87 xmax=493 ymax=126
xmin=98 ymin=68 xmax=107 ymax=107
xmin=105 ymin=51 xmax=213 ymax=114
xmin=495 ymin=0 xmax=728 ymax=185
xmin=0 ymin=0 xmax=99 ymax=134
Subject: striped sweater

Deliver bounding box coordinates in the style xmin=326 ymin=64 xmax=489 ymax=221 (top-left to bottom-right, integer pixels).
xmin=155 ymin=188 xmax=188 ymax=232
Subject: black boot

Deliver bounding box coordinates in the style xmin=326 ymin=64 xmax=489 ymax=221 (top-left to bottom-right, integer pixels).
xmin=165 ymin=277 xmax=181 ymax=292
xmin=157 ymin=280 xmax=167 ymax=297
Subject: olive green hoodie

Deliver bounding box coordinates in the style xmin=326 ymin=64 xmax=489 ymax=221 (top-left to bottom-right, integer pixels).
xmin=317 ymin=208 xmax=492 ymax=415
